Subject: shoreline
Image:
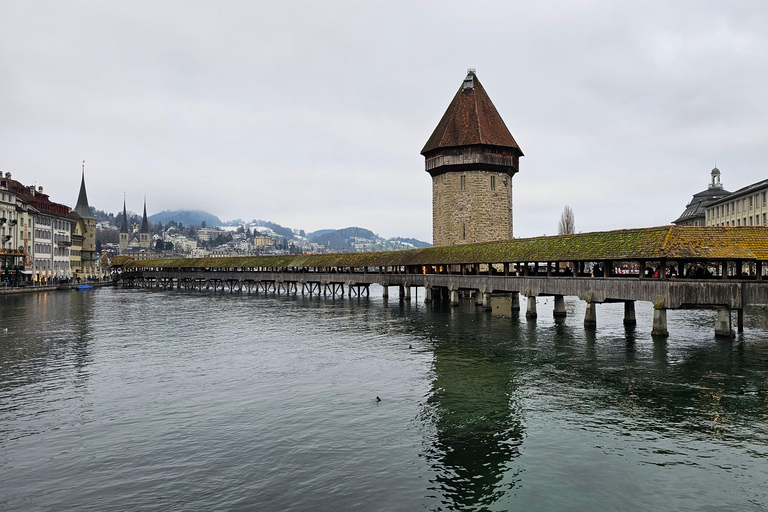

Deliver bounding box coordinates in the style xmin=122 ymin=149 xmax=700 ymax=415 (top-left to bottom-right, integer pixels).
xmin=0 ymin=281 xmax=115 ymax=295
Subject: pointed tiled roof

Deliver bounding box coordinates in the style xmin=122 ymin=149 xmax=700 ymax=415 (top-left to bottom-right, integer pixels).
xmin=421 ymin=71 xmax=523 ymax=156
xmin=74 ymin=171 xmax=95 ymax=220
xmin=120 ymin=198 xmax=129 ymax=233
xmin=140 ymin=198 xmax=149 ymax=233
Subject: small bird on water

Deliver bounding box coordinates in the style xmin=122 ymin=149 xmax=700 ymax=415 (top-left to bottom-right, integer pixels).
xmin=376 ymin=396 xmax=381 ymax=402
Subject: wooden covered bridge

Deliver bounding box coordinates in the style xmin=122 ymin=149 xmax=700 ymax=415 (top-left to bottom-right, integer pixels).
xmin=115 ymin=226 xmax=768 ymax=338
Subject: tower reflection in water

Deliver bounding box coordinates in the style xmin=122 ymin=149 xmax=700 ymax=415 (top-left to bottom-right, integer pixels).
xmin=420 ymin=304 xmax=525 ymax=509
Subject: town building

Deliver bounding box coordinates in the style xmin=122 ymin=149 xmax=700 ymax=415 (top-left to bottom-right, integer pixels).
xmin=2 ymin=174 xmax=73 ymax=282
xmin=706 ymin=178 xmax=768 ymax=227
xmin=422 ymin=69 xmax=523 ymax=246
xmin=0 ymin=176 xmax=17 ymax=251
xmin=672 ymin=167 xmax=730 ymax=226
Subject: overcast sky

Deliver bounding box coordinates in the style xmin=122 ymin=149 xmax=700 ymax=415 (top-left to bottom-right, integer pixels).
xmin=2 ymin=1 xmax=768 ymax=241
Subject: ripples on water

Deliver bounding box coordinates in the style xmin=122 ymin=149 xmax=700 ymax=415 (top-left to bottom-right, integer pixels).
xmin=1 ymin=287 xmax=767 ymax=511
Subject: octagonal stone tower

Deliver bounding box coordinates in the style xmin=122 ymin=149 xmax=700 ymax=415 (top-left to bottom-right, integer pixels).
xmin=422 ymin=70 xmax=523 ymax=246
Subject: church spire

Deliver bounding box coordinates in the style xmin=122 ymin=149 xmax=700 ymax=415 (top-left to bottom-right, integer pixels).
xmin=120 ymin=195 xmax=129 ymax=233
xmin=140 ymin=195 xmax=149 ymax=233
xmin=74 ymin=161 xmax=96 ymax=219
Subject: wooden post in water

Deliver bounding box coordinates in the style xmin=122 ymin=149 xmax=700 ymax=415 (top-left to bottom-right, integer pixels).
xmin=651 ymin=296 xmax=668 ymax=337
xmin=715 ymin=308 xmax=734 ymax=338
xmin=584 ymin=302 xmax=597 ymax=329
xmin=526 ymin=295 xmax=537 ymax=320
xmin=553 ymin=295 xmax=566 ymax=318
xmin=623 ymin=301 xmax=636 ymax=327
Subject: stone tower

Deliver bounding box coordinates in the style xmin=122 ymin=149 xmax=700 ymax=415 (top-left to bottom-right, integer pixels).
xmin=74 ymin=167 xmax=97 ymax=276
xmin=139 ymin=197 xmax=151 ymax=249
xmin=422 ymin=70 xmax=523 ymax=246
xmin=119 ymin=198 xmax=129 ymax=253
xmin=74 ymin=169 xmax=96 ymax=253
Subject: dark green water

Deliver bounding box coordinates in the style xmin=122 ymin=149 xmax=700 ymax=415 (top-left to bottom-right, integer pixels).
xmin=1 ymin=287 xmax=767 ymax=511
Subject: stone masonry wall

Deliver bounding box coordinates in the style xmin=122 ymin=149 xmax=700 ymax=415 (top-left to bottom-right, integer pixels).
xmin=432 ymin=170 xmax=513 ymax=246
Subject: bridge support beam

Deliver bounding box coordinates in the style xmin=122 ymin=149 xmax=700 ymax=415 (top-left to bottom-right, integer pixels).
xmin=553 ymin=295 xmax=566 ymax=318
xmin=584 ymin=302 xmax=597 ymax=329
xmin=737 ymin=308 xmax=744 ymax=333
xmin=381 ymin=284 xmax=388 ymax=299
xmin=424 ymin=286 xmax=432 ymax=303
xmin=652 ymin=308 xmax=669 ymax=337
xmin=715 ymin=308 xmax=734 ymax=338
xmin=623 ymin=301 xmax=637 ymax=327
xmin=526 ymin=296 xmax=537 ymax=320
xmin=450 ymin=289 xmax=460 ymax=307
xmin=482 ymin=292 xmax=492 ymax=311
xmin=400 ymin=285 xmax=411 ymax=301
xmin=511 ymin=292 xmax=520 ymax=311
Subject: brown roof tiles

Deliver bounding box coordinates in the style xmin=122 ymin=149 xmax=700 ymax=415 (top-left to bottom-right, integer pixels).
xmin=421 ymin=71 xmax=522 ymax=156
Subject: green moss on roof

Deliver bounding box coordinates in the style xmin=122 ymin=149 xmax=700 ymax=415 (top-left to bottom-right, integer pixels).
xmin=125 ymin=226 xmax=768 ymax=270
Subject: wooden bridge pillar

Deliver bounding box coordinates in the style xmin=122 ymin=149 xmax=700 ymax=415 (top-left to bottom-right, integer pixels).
xmin=482 ymin=292 xmax=492 ymax=311
xmin=553 ymin=295 xmax=566 ymax=318
xmin=651 ymin=308 xmax=669 ymax=337
xmin=511 ymin=291 xmax=520 ymax=310
xmin=400 ymin=284 xmax=411 ymax=301
xmin=424 ymin=286 xmax=432 ymax=303
xmin=584 ymin=302 xmax=597 ymax=329
xmin=715 ymin=308 xmax=734 ymax=338
xmin=737 ymin=308 xmax=744 ymax=333
xmin=526 ymin=296 xmax=537 ymax=320
xmin=623 ymin=301 xmax=636 ymax=327
xmin=381 ymin=284 xmax=388 ymax=299
xmin=450 ymin=287 xmax=460 ymax=307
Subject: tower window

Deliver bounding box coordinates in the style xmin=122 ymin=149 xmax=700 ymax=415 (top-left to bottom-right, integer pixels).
xmin=490 ymin=175 xmax=496 ymax=190
xmin=460 ymin=175 xmax=466 ymax=190
xmin=462 ymin=223 xmax=466 ymax=239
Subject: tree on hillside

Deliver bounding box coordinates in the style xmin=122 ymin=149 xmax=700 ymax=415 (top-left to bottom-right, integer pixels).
xmin=558 ymin=205 xmax=575 ymax=235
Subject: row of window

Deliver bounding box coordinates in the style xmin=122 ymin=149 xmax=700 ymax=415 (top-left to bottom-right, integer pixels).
xmin=710 ymin=213 xmax=768 ymax=227
xmin=458 ymin=175 xmax=505 ymax=191
xmin=710 ymin=192 xmax=768 ymax=221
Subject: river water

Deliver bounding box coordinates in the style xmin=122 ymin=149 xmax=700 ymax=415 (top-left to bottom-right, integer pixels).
xmin=1 ymin=286 xmax=767 ymax=511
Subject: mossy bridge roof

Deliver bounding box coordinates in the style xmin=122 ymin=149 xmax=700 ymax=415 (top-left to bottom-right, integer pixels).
xmin=123 ymin=226 xmax=768 ymax=270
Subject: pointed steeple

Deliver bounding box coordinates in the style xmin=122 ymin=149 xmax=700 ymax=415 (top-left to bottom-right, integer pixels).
xmin=74 ymin=161 xmax=96 ymax=220
xmin=120 ymin=195 xmax=129 ymax=233
xmin=140 ymin=196 xmax=149 ymax=233
xmin=421 ymin=70 xmax=523 ymax=157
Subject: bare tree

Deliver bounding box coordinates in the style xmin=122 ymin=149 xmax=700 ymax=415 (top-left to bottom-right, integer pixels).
xmin=558 ymin=205 xmax=575 ymax=235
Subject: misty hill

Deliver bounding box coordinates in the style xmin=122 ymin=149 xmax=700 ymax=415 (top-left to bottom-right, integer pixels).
xmin=307 ymin=227 xmax=430 ymax=252
xmin=251 ymin=220 xmax=296 ymax=239
xmin=149 ymin=210 xmax=222 ymax=227
xmin=311 ymin=227 xmax=376 ymax=250
xmin=390 ymin=237 xmax=432 ymax=249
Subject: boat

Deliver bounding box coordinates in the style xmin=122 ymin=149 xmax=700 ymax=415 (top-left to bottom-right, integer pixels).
xmin=76 ymin=284 xmax=93 ymax=290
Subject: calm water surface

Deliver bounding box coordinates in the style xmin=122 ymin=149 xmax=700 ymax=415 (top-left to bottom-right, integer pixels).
xmin=1 ymin=287 xmax=767 ymax=511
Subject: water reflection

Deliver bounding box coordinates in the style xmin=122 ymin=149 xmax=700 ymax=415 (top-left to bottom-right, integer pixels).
xmin=0 ymin=291 xmax=94 ymax=428
xmin=407 ymin=298 xmax=768 ymax=509
xmin=420 ymin=301 xmax=525 ymax=509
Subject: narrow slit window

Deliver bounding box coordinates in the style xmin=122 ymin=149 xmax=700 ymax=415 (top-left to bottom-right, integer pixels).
xmin=460 ymin=175 xmax=466 ymax=190
xmin=490 ymin=175 xmax=496 ymax=190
